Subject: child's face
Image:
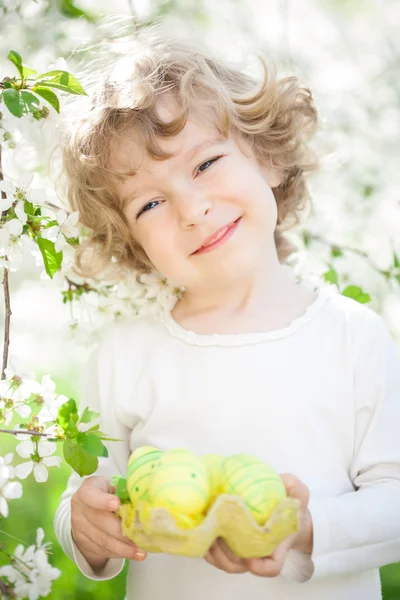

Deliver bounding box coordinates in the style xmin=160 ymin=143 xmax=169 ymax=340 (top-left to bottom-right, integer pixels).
xmin=113 ymin=100 xmax=281 ymax=292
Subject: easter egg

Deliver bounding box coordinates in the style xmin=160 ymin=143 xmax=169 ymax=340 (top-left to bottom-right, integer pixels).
xmin=127 ymin=446 xmax=163 ymax=505
xmin=221 ymin=454 xmax=286 ymax=525
xmin=148 ymin=448 xmax=211 ymax=525
xmin=201 ymin=453 xmax=224 ymax=505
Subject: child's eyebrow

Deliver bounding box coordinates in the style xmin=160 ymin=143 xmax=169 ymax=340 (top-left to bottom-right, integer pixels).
xmin=184 ymin=136 xmax=226 ymax=161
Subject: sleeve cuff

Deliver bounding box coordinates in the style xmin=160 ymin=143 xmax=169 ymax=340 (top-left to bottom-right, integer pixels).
xmin=281 ymin=496 xmax=331 ymax=583
xmin=70 ymin=536 xmax=125 ymax=580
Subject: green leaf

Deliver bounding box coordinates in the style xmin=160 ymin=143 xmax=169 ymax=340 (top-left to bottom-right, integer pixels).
xmin=323 ymin=268 xmax=338 ymax=286
xmin=7 ymin=50 xmax=37 ymax=79
xmin=7 ymin=50 xmax=23 ymax=77
xmin=20 ymin=91 xmax=40 ymax=114
xmin=36 ymin=237 xmax=63 ymax=278
xmin=110 ymin=475 xmax=131 ymax=504
xmin=32 ymin=86 xmax=60 ymax=113
xmin=63 ymin=438 xmax=98 ymax=476
xmin=2 ymin=88 xmax=24 ymax=118
xmin=302 ymin=231 xmax=310 ymax=248
xmin=77 ymin=432 xmax=108 ymax=457
xmin=342 ymin=285 xmax=371 ymax=304
xmin=24 ymin=201 xmax=35 ymax=216
xmin=35 ymin=70 xmax=86 ymax=95
xmin=394 ymin=252 xmax=400 ymax=269
xmin=79 ymin=407 xmax=99 ymax=424
xmin=331 ymin=246 xmax=343 ymax=258
xmin=57 ymin=398 xmax=78 ymax=431
xmin=60 ymin=0 xmax=95 ymax=21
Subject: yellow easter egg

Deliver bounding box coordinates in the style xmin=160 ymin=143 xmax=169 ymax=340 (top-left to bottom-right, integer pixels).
xmin=201 ymin=454 xmax=224 ymax=505
xmin=148 ymin=448 xmax=211 ymax=520
xmin=127 ymin=446 xmax=163 ymax=505
xmin=221 ymin=454 xmax=286 ymax=525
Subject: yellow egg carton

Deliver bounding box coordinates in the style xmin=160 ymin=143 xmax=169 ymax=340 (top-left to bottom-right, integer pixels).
xmin=117 ymin=493 xmax=300 ymax=559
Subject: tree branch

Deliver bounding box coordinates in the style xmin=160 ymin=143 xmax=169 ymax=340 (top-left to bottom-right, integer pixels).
xmin=0 ymin=144 xmax=12 ymax=381
xmin=0 ymin=428 xmax=58 ymax=438
xmin=0 ymin=576 xmax=16 ymax=598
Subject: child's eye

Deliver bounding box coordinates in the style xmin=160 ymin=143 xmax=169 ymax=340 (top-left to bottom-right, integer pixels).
xmin=135 ymin=199 xmax=160 ymax=219
xmin=197 ymin=156 xmax=221 ymax=174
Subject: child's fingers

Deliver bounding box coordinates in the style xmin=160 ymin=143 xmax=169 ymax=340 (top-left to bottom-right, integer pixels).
xmin=279 ymin=473 xmax=310 ymax=510
xmin=75 ymin=477 xmax=120 ymax=512
xmin=246 ymin=536 xmax=293 ymax=577
xmin=205 ymin=538 xmax=248 ymax=574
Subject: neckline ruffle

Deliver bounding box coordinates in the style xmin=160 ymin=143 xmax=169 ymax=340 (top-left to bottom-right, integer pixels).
xmin=158 ymin=281 xmax=338 ymax=347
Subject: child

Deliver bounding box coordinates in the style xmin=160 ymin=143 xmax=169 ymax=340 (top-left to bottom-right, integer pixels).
xmin=54 ymin=27 xmax=400 ymax=600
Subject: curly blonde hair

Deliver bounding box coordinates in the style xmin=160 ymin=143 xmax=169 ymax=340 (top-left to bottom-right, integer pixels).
xmin=62 ymin=27 xmax=319 ymax=282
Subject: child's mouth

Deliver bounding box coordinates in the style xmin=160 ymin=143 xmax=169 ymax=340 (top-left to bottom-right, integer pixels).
xmin=192 ymin=217 xmax=242 ymax=255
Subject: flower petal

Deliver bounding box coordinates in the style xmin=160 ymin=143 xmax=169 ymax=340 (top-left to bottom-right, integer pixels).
xmin=14 ymin=461 xmax=34 ymax=479
xmin=42 ymin=456 xmax=62 ymax=468
xmin=16 ymin=440 xmax=34 ymax=458
xmin=15 ymin=201 xmax=27 ymax=224
xmin=56 ymin=209 xmax=67 ymax=225
xmin=54 ymin=233 xmax=65 ymax=253
xmin=36 ymin=527 xmax=45 ymax=547
xmin=41 ymin=225 xmax=59 ymax=239
xmin=0 ymin=180 xmax=16 ymax=196
xmin=0 ymin=496 xmax=8 ymax=518
xmin=15 ymin=403 xmax=32 ymax=418
xmin=7 ymin=219 xmax=23 ymax=237
xmin=33 ymin=462 xmax=48 ymax=483
xmin=4 ymin=480 xmax=23 ymax=500
xmin=0 ymin=197 xmax=14 ymax=211
xmin=37 ymin=440 xmax=56 ymax=457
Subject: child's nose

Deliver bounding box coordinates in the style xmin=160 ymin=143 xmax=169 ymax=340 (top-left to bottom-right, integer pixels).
xmin=176 ymin=192 xmax=213 ymax=228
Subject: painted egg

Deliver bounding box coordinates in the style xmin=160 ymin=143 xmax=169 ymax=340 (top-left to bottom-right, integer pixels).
xmin=127 ymin=446 xmax=163 ymax=505
xmin=221 ymin=453 xmax=286 ymax=525
xmin=148 ymin=448 xmax=211 ymax=520
xmin=200 ymin=453 xmax=225 ymax=505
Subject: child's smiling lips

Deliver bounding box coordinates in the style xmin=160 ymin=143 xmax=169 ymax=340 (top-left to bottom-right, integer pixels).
xmin=191 ymin=217 xmax=242 ymax=255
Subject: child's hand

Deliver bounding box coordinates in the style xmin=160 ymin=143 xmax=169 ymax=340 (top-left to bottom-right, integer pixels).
xmin=245 ymin=473 xmax=312 ymax=577
xmin=204 ymin=537 xmax=249 ymax=574
xmin=71 ymin=476 xmax=147 ymax=570
xmin=204 ymin=473 xmax=312 ymax=578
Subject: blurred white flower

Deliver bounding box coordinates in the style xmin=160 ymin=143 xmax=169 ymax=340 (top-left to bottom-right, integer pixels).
xmin=41 ymin=209 xmax=79 ymax=252
xmin=0 ymin=173 xmax=46 ymax=208
xmin=0 ymin=219 xmax=37 ymax=271
xmin=37 ymin=392 xmax=68 ymax=424
xmin=0 ymin=453 xmax=23 ymax=518
xmin=0 ymin=528 xmax=61 ymax=599
xmin=15 ymin=440 xmax=61 ymax=483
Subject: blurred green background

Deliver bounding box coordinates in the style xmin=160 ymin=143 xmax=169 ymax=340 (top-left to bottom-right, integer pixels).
xmin=1 ymin=0 xmax=400 ymax=598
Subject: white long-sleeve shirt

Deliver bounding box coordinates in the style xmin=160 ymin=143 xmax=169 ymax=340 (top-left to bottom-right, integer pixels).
xmin=54 ymin=282 xmax=400 ymax=600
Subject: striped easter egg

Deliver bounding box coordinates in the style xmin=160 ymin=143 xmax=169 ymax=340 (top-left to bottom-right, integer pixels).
xmin=200 ymin=453 xmax=224 ymax=506
xmin=127 ymin=446 xmax=163 ymax=506
xmin=221 ymin=454 xmax=286 ymax=525
xmin=148 ymin=448 xmax=211 ymax=519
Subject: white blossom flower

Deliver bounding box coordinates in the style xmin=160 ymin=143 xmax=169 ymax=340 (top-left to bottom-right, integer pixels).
xmin=0 ymin=528 xmax=61 ymax=599
xmin=0 ymin=172 xmax=46 ymax=210
xmin=15 ymin=440 xmax=61 ymax=483
xmin=0 ymin=453 xmax=23 ymax=518
xmin=37 ymin=392 xmax=68 ymax=425
xmin=41 ymin=209 xmax=79 ymax=252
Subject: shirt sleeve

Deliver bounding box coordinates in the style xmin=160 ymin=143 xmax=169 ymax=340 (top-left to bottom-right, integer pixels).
xmin=53 ymin=338 xmax=131 ymax=581
xmin=281 ymin=310 xmax=400 ymax=583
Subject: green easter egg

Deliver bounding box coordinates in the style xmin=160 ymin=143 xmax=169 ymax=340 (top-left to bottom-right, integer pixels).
xmin=201 ymin=453 xmax=224 ymax=504
xmin=222 ymin=454 xmax=286 ymax=525
xmin=148 ymin=448 xmax=211 ymax=518
xmin=127 ymin=446 xmax=163 ymax=505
